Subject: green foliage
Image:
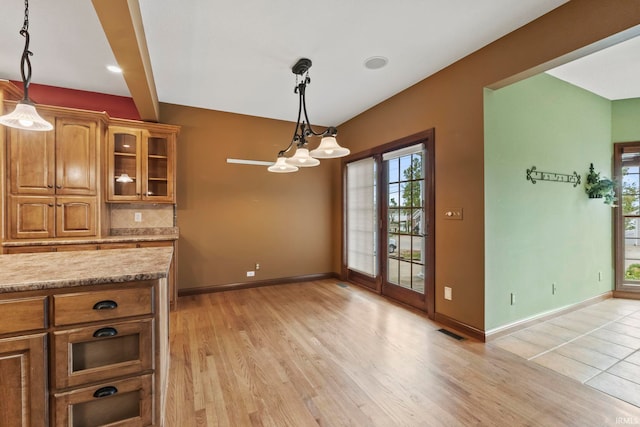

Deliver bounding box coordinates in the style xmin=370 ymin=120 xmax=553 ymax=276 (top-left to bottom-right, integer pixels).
xmin=625 ymin=263 xmax=640 ymax=280
xmin=585 ymin=163 xmax=617 ymax=206
xmin=401 ymin=156 xmax=422 ymax=214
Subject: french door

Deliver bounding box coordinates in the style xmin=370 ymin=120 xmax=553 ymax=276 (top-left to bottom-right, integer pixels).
xmin=344 ymin=130 xmax=434 ymax=314
xmin=615 ymin=142 xmax=640 ymax=293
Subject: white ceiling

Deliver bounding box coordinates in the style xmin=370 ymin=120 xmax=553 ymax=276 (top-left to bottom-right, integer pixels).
xmin=9 ymin=0 xmax=629 ymax=127
xmin=547 ymin=34 xmax=640 ymax=101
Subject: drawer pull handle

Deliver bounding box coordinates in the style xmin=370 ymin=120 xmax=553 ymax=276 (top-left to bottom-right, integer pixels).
xmin=93 ymin=300 xmax=118 ymax=310
xmin=93 ymin=386 xmax=118 ymax=398
xmin=93 ymin=327 xmax=118 ymax=338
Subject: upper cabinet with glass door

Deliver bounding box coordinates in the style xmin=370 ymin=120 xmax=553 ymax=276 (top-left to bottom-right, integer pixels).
xmin=107 ymin=120 xmax=179 ymax=203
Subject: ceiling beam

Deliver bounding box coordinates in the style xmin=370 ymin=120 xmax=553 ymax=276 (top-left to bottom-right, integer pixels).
xmin=92 ymin=0 xmax=159 ymax=122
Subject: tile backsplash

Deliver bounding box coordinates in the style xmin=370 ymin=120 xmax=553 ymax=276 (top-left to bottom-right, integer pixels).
xmin=110 ymin=204 xmax=175 ymax=228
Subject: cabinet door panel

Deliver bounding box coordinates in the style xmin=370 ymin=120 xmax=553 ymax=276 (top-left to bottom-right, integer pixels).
xmin=142 ymin=132 xmax=175 ymax=202
xmin=0 ymin=334 xmax=47 ymax=427
xmin=9 ymin=196 xmax=55 ymax=239
xmin=55 ymin=118 xmax=97 ymax=195
xmin=53 ymin=318 xmax=153 ymax=388
xmin=55 ymin=197 xmax=97 ymax=238
xmin=8 ymin=122 xmax=55 ymax=195
xmin=52 ymin=374 xmax=152 ymax=427
xmin=108 ymin=127 xmax=142 ymax=201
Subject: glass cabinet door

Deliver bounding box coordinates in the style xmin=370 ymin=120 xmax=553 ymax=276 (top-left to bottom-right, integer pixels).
xmin=109 ymin=128 xmax=141 ymax=200
xmin=142 ymin=132 xmax=174 ymax=202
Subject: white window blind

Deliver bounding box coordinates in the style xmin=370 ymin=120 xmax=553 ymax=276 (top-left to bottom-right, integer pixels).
xmin=381 ymin=143 xmax=424 ymax=161
xmin=346 ymin=157 xmax=377 ymax=277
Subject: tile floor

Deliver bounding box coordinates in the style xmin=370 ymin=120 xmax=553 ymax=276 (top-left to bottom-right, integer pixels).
xmin=492 ymin=298 xmax=640 ymax=407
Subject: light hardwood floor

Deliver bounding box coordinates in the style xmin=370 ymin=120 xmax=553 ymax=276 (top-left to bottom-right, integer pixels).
xmin=165 ymin=280 xmax=640 ymax=426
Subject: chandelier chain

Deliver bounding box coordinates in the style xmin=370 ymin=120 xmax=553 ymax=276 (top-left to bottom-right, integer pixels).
xmin=19 ymin=0 xmax=33 ymax=100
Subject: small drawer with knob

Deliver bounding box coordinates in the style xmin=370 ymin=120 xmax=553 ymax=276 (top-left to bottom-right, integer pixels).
xmin=52 ymin=374 xmax=153 ymax=427
xmin=53 ymin=283 xmax=153 ymax=326
xmin=53 ymin=318 xmax=153 ymax=388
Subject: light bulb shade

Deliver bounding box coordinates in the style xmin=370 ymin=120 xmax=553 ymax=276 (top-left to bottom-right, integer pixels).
xmin=268 ymin=156 xmax=299 ymax=173
xmin=309 ymin=136 xmax=350 ymax=158
xmin=285 ymin=147 xmax=320 ymax=167
xmin=0 ymin=102 xmax=53 ymax=131
xmin=116 ymin=173 xmax=134 ymax=183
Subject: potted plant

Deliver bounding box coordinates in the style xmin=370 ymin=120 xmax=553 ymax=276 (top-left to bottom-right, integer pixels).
xmin=585 ymin=163 xmax=617 ymax=205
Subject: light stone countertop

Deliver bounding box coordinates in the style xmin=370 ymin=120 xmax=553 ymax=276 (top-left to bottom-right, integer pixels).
xmin=1 ymin=228 xmax=178 ymax=248
xmin=0 ymin=247 xmax=173 ymax=293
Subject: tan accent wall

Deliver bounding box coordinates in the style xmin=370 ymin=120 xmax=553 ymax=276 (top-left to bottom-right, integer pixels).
xmin=160 ymin=103 xmax=334 ymax=289
xmin=336 ymin=0 xmax=640 ymax=331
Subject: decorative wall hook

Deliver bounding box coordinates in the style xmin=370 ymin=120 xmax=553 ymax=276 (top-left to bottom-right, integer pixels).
xmin=526 ymin=166 xmax=581 ymax=187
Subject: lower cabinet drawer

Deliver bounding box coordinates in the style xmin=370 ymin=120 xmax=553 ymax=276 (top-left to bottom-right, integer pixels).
xmin=53 ymin=318 xmax=153 ymax=389
xmin=0 ymin=296 xmax=47 ymax=335
xmin=52 ymin=374 xmax=153 ymax=427
xmin=53 ymin=284 xmax=153 ymax=326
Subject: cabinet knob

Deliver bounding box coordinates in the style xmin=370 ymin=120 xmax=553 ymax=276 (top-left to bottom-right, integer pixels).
xmin=47 ymin=184 xmax=53 ymax=188
xmin=48 ymin=203 xmax=54 ymax=207
xmin=93 ymin=300 xmax=118 ymax=310
xmin=93 ymin=386 xmax=118 ymax=398
xmin=93 ymin=327 xmax=118 ymax=338
xmin=55 ymin=185 xmax=62 ymax=189
xmin=56 ymin=204 xmax=62 ymax=207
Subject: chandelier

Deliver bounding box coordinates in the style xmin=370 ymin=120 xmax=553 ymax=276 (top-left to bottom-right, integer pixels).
xmin=268 ymin=58 xmax=350 ymax=173
xmin=0 ymin=0 xmax=53 ymax=131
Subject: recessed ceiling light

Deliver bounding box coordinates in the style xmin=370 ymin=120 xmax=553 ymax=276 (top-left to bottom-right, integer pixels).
xmin=364 ymin=56 xmax=388 ymax=70
xmin=107 ymin=65 xmax=122 ymax=73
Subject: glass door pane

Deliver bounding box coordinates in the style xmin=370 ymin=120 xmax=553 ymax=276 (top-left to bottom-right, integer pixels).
xmin=622 ymin=152 xmax=640 ymax=283
xmin=384 ymin=146 xmax=425 ymax=295
xmin=146 ymin=136 xmax=169 ymax=197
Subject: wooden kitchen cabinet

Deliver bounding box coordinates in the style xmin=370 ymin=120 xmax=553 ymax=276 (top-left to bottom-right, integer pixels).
xmin=0 ymin=295 xmax=48 ymax=427
xmin=107 ymin=121 xmax=178 ymax=203
xmin=8 ymin=114 xmax=98 ymax=196
xmin=5 ymin=104 xmax=103 ymax=241
xmin=0 ymin=334 xmax=48 ymax=427
xmin=8 ymin=195 xmax=97 ymax=239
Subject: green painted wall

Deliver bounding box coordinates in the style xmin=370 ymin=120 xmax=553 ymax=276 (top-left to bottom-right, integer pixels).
xmin=613 ymin=98 xmax=640 ymax=142
xmin=484 ymin=73 xmax=613 ymax=331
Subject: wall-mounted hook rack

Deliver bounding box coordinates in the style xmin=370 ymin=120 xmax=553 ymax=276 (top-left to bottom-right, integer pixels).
xmin=526 ymin=166 xmax=581 ymax=187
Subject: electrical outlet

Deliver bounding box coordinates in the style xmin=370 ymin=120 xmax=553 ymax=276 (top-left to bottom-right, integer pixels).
xmin=510 ymin=293 xmax=516 ymax=305
xmin=255 ymin=263 xmax=260 ymax=270
xmin=444 ymin=286 xmax=452 ymax=301
xmin=247 ymin=271 xmax=255 ymax=277
xmin=134 ymin=212 xmax=142 ymax=222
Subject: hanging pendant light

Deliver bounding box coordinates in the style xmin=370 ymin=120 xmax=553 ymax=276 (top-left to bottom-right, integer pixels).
xmin=267 ymin=156 xmax=299 ymax=173
xmin=0 ymin=0 xmax=53 ymax=132
xmin=286 ymin=147 xmax=320 ymax=167
xmin=268 ymin=58 xmax=350 ymax=173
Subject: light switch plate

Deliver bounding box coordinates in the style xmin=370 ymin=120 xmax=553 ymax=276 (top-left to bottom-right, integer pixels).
xmin=444 ymin=208 xmax=463 ymax=220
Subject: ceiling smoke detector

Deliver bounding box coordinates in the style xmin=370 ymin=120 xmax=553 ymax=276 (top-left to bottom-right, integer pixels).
xmin=364 ymin=56 xmax=388 ymax=70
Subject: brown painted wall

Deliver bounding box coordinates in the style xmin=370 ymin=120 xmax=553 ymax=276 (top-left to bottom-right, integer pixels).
xmin=158 ymin=0 xmax=640 ymax=331
xmin=335 ymin=0 xmax=640 ymax=330
xmin=159 ymin=103 xmax=335 ymax=290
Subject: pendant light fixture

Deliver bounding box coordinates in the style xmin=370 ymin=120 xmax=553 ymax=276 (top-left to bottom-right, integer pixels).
xmin=268 ymin=58 xmax=349 ymax=173
xmin=0 ymin=0 xmax=53 ymax=132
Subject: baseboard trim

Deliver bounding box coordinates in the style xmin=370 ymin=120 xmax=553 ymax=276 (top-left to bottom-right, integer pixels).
xmin=484 ymin=291 xmax=613 ymax=342
xmin=179 ymin=273 xmax=339 ymax=297
xmin=613 ymin=290 xmax=640 ymax=300
xmin=433 ymin=313 xmax=485 ymax=342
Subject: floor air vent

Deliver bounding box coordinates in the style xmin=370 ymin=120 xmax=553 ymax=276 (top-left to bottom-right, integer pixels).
xmin=336 ymin=283 xmax=349 ymax=288
xmin=438 ymin=328 xmax=465 ymax=341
